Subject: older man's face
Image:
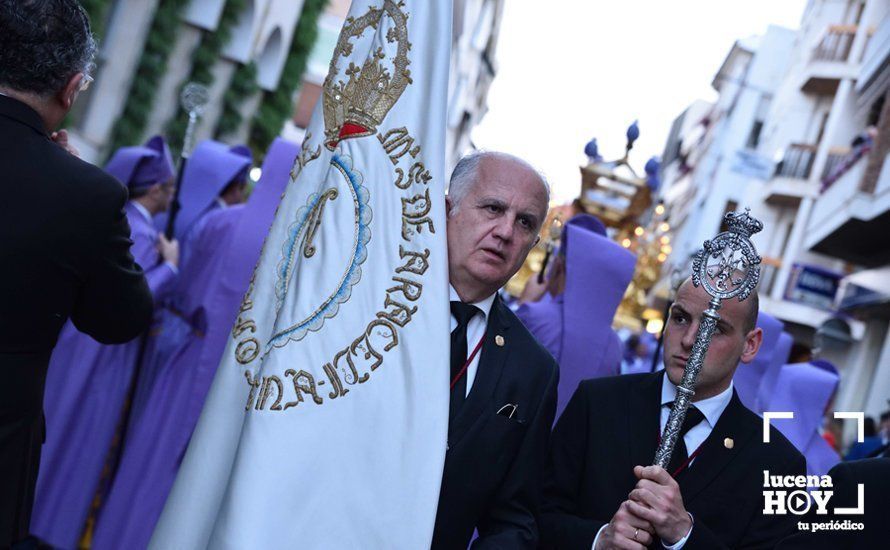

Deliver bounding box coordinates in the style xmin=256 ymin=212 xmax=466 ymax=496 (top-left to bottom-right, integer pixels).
xmin=663 ymin=279 xmax=762 ymax=400
xmin=446 ymin=157 xmax=548 ymax=300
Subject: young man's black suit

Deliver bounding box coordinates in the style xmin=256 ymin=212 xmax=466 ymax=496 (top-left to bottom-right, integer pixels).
xmin=432 ymin=295 xmax=559 ymax=549
xmin=0 ymin=95 xmax=153 ymax=545
xmin=540 ymin=371 xmax=806 ymax=549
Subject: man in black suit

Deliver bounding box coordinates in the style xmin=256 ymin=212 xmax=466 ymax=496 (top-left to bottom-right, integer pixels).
xmin=0 ymin=1 xmax=153 ymax=545
xmin=431 ymin=151 xmax=559 ymax=549
xmin=541 ymin=278 xmax=806 ymax=549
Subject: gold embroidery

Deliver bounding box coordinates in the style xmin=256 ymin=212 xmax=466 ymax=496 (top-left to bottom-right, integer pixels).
xmin=377 ymin=293 xmax=417 ymax=327
xmin=378 ymin=127 xmax=421 ymax=165
xmin=232 ymin=317 xmax=256 ymax=338
xmin=394 ymin=161 xmax=432 ymax=189
xmin=395 ymin=246 xmax=431 ymax=276
xmin=285 ymin=369 xmax=324 ymax=405
xmin=244 ymin=371 xmax=261 ymax=410
xmin=245 ymin=246 xmax=429 ymax=412
xmin=257 ymin=375 xmax=285 ymax=411
xmin=387 ymin=276 xmax=423 ymax=301
xmin=401 ymin=188 xmax=435 ymax=240
xmin=323 ymin=362 xmax=349 ymax=399
xmin=323 ymin=1 xmax=412 ymax=149
xmin=236 ymin=338 xmax=260 ymax=365
xmin=333 ymin=346 xmax=366 ymax=385
xmin=302 ymin=188 xmax=339 ymax=258
xmin=292 ymin=131 xmax=322 ymax=181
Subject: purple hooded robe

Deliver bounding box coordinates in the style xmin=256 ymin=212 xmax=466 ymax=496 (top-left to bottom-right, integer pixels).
xmin=765 ymin=361 xmax=841 ymax=476
xmin=516 ymin=214 xmax=636 ymax=419
xmin=133 ymin=141 xmax=252 ymax=418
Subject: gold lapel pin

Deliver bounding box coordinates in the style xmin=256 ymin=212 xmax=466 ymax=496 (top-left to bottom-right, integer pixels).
xmin=724 ymin=437 xmax=734 ymax=449
xmin=495 ymin=335 xmax=505 ymax=347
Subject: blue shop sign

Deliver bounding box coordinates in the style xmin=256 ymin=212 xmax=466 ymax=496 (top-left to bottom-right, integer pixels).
xmin=784 ymin=263 xmax=843 ymax=310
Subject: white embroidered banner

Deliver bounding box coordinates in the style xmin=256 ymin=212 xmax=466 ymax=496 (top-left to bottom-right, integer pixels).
xmin=151 ymin=1 xmax=452 ymax=547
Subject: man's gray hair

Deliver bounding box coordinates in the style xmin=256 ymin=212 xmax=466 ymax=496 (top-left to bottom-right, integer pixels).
xmin=0 ymin=0 xmax=97 ymax=97
xmin=448 ymin=151 xmax=551 ymax=215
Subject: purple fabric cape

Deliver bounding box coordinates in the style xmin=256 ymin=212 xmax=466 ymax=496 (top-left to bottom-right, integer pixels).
xmin=734 ymin=311 xmax=784 ymax=413
xmin=765 ymin=361 xmax=841 ymax=476
xmin=91 ymin=138 xmax=299 ymax=549
xmin=104 ymin=136 xmax=175 ymax=190
xmin=30 ymin=204 xmax=176 ymax=548
xmin=136 ymin=141 xmax=252 ymax=412
xmin=168 ymin=140 xmax=252 ymax=242
xmin=516 ymin=215 xmax=635 ymax=419
xmin=558 ymin=222 xmax=635 ymax=414
xmin=515 ymin=293 xmax=563 ymax=360
xmin=756 ymin=331 xmax=793 ymax=413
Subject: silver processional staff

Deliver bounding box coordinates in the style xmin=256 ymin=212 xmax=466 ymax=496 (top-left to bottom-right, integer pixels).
xmin=653 ymin=209 xmax=763 ymax=469
xmin=164 ymin=82 xmax=210 ymax=240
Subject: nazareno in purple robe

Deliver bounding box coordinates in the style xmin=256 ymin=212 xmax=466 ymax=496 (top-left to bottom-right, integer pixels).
xmin=733 ymin=311 xmax=785 ymax=413
xmin=133 ymin=141 xmax=253 ymax=420
xmin=92 ymin=138 xmax=300 ymax=550
xmin=30 ymin=137 xmax=177 ymax=548
xmin=516 ymin=214 xmax=636 ymax=419
xmin=765 ymin=360 xmax=841 ymax=476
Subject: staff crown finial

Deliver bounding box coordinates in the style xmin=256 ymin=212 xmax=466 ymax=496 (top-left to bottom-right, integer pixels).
xmin=724 ymin=208 xmax=763 ymax=239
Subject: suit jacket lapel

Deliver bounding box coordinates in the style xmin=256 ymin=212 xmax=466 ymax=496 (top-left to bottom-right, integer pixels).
xmin=679 ymin=391 xmax=756 ymax=503
xmin=447 ymin=296 xmax=511 ymax=449
xmin=627 ymin=371 xmax=664 ymax=470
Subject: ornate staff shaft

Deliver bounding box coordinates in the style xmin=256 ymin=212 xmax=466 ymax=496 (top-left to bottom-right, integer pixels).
xmin=654 ymin=296 xmax=720 ymax=468
xmin=653 ymin=209 xmax=763 ymax=468
xmin=165 ymin=82 xmax=209 ymax=240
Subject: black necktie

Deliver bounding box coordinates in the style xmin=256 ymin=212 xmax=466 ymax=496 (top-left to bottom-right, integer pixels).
xmin=450 ymin=301 xmax=479 ymax=418
xmin=664 ymin=403 xmax=706 ymax=477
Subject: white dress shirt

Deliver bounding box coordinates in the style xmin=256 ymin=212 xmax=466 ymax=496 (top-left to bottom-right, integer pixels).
xmin=449 ymin=285 xmax=496 ymax=397
xmin=131 ymin=200 xmax=153 ymax=224
xmin=592 ymin=377 xmax=734 ymax=549
xmin=659 ymin=377 xmax=734 ymax=464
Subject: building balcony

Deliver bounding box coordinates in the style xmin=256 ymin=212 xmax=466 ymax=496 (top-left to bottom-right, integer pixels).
xmin=801 ymin=25 xmax=860 ymax=95
xmin=806 ymin=152 xmax=890 ymax=267
xmin=856 ymin=16 xmax=890 ymax=99
xmin=766 ymin=144 xmax=818 ymax=206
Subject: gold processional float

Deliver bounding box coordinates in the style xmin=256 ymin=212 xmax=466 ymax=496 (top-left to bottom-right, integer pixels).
xmin=505 ymin=122 xmax=674 ymax=333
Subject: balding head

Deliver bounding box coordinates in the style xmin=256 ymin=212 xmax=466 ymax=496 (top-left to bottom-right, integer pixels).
xmin=448 ymin=151 xmax=550 ymax=221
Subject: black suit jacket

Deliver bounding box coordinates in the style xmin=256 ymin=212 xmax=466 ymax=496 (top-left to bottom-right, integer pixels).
xmin=541 ymin=372 xmax=806 ymax=549
xmin=0 ymin=95 xmax=153 ymax=545
xmin=776 ymin=456 xmax=890 ymax=549
xmin=432 ymin=295 xmax=559 ymax=549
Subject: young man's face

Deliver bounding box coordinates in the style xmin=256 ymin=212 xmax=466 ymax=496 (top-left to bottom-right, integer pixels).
xmin=662 ymin=279 xmax=762 ymax=400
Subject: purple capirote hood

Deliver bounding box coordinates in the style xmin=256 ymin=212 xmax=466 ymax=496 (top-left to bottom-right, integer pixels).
xmin=104 ymin=135 xmax=175 ymax=190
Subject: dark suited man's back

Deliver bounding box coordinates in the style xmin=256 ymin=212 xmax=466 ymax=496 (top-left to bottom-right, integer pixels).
xmin=0 ymin=92 xmax=153 ymax=545
xmin=0 ymin=2 xmax=153 ymax=543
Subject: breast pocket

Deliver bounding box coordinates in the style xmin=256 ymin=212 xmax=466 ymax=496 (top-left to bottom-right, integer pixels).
xmin=485 ymin=403 xmax=528 ymax=470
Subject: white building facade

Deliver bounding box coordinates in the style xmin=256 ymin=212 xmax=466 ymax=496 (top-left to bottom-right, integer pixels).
xmin=659 ymin=0 xmax=890 ymax=426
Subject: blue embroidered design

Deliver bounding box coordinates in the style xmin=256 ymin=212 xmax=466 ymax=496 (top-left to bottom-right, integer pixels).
xmin=267 ymin=153 xmax=372 ymax=351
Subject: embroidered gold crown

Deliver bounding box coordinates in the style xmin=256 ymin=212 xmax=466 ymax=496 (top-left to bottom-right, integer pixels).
xmin=322 ymin=1 xmax=412 ymax=149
